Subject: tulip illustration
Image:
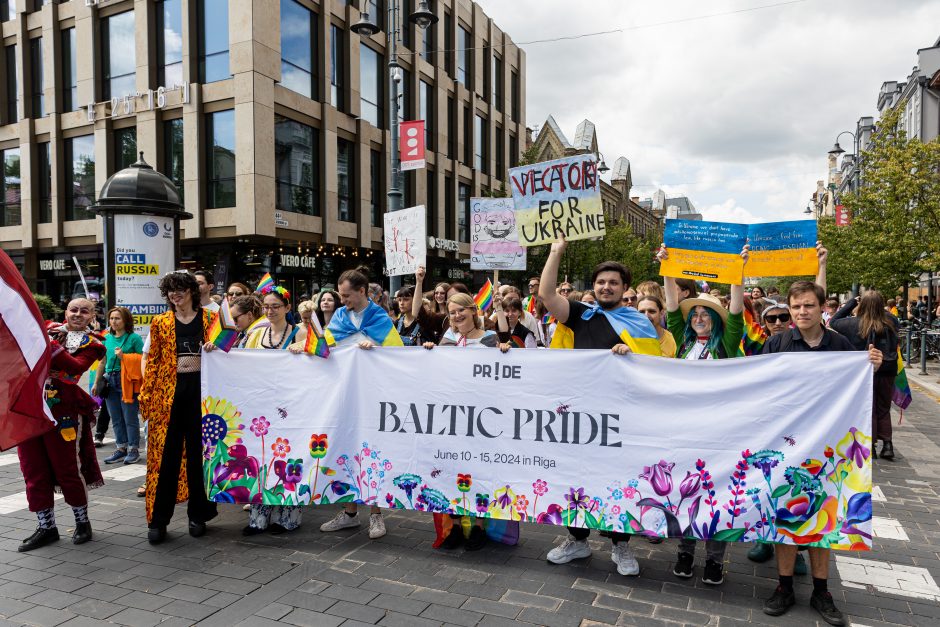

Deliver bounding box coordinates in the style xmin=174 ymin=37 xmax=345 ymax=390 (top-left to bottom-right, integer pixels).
xmin=307 ymin=433 xmax=328 ymax=501
xmin=640 ymin=460 xmax=675 ymax=498
xmin=678 ymin=471 xmax=701 ymax=499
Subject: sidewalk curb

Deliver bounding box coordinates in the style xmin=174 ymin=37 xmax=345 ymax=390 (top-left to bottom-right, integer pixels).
xmin=905 ymin=365 xmax=940 ymax=401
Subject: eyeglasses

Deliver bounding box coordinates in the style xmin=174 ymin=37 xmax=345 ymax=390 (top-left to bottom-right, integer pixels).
xmin=262 ymin=304 xmax=284 ymax=312
xmin=765 ymin=313 xmax=791 ymax=324
xmin=167 ymin=288 xmax=187 ymax=295
xmin=527 ymin=283 xmax=539 ymax=290
xmin=447 ymin=307 xmax=472 ymax=318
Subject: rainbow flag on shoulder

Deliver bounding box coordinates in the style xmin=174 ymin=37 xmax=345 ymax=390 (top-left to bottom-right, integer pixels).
xmin=741 ymin=306 xmax=768 ymax=356
xmin=474 ymin=279 xmax=494 ymax=312
xmin=208 ymin=299 xmax=239 ymax=352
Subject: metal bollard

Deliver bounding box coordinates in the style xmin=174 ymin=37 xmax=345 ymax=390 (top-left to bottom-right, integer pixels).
xmin=920 ymin=329 xmax=929 ymax=375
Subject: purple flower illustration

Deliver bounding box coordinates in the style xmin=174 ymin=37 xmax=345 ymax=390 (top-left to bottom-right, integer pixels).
xmin=475 ymin=493 xmax=490 ymax=514
xmin=565 ymin=487 xmax=589 ymax=511
xmin=678 ymin=471 xmax=701 ymax=499
xmin=536 ymin=503 xmax=564 ymax=525
xmin=250 ymin=416 xmax=270 ymax=437
xmin=640 ymin=460 xmax=675 ymax=497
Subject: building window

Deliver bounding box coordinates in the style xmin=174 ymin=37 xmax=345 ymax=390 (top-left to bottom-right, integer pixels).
xmin=443 ymin=10 xmax=452 ymax=79
xmin=426 ymin=170 xmax=436 ymax=235
xmin=458 ymin=182 xmax=470 ymax=242
xmin=163 ymin=118 xmax=184 ymax=199
xmin=457 ymin=26 xmax=470 ymax=86
xmin=113 ymin=127 xmax=137 ymax=172
xmin=492 ymin=55 xmax=502 ymax=111
xmin=474 ymin=114 xmax=487 ymax=173
xmin=511 ymin=70 xmax=519 ymax=121
xmin=509 ymin=134 xmax=518 ymax=168
xmin=280 ymin=0 xmax=316 ymax=99
xmin=61 ymin=28 xmax=77 ymax=112
xmin=462 ymin=105 xmax=471 ymax=165
xmin=199 ymin=0 xmax=230 ymax=83
xmin=403 ymin=171 xmax=414 ymax=210
xmin=337 ymin=138 xmax=354 ymax=222
xmin=482 ymin=45 xmax=489 ymax=102
xmin=366 ymin=0 xmax=384 ymax=32
xmin=206 ymin=110 xmax=236 ymax=208
xmin=495 ymin=125 xmax=504 ymax=181
xmin=38 ymin=142 xmax=51 ymax=222
xmin=444 ymin=175 xmax=454 ymax=239
xmin=370 ymin=148 xmax=381 ymax=226
xmin=157 ymin=0 xmax=183 ymax=87
xmin=360 ymin=44 xmax=381 ymax=127
xmin=0 ymin=148 xmax=20 ymax=227
xmin=65 ymin=135 xmax=95 ymax=221
xmin=419 ymin=79 xmax=433 ymax=149
xmin=102 ymin=11 xmax=136 ymax=100
xmin=5 ymin=45 xmax=17 ymax=124
xmin=29 ymin=38 xmax=43 ymax=118
xmin=446 ymin=96 xmax=455 ymax=159
xmin=401 ymin=0 xmax=413 ymax=50
xmin=275 ymin=114 xmax=318 ymax=216
xmin=1 ymin=0 xmax=14 ymax=22
xmin=330 ymin=25 xmax=344 ymax=110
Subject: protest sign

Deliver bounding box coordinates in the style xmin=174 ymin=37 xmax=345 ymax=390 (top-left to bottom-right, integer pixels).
xmin=660 ymin=219 xmax=749 ymax=284
xmin=202 ymin=348 xmax=873 ymax=549
xmin=383 ymin=205 xmax=427 ymax=276
xmin=509 ymin=155 xmax=605 ymax=246
xmin=470 ymin=197 xmax=526 ymax=271
xmin=746 ymin=220 xmax=818 ymax=277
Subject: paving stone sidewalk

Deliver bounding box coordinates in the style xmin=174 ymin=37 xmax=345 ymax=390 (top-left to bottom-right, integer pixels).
xmin=1 ymin=375 xmax=939 ymax=627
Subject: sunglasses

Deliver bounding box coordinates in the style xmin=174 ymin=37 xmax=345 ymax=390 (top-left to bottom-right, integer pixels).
xmin=559 ymin=288 xmax=572 ymax=294
xmin=765 ymin=313 xmax=791 ymax=324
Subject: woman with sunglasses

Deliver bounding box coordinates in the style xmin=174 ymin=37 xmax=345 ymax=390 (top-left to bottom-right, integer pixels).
xmin=226 ymin=282 xmax=251 ymax=303
xmin=228 ymin=295 xmax=266 ymax=348
xmin=761 ymin=301 xmax=791 ymax=337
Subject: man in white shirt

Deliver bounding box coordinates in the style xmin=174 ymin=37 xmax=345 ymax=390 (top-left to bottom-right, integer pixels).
xmin=194 ymin=270 xmax=220 ymax=313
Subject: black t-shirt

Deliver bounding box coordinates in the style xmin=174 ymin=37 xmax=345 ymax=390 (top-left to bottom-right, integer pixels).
xmin=562 ymin=301 xmax=624 ymax=350
xmin=761 ymin=326 xmax=855 ymax=354
xmin=176 ymin=315 xmax=204 ymax=356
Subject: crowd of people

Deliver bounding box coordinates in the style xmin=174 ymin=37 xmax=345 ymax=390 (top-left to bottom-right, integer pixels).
xmin=16 ymin=240 xmax=903 ymax=627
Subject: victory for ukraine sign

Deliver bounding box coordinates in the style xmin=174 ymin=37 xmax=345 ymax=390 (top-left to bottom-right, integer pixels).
xmin=201 ymin=348 xmax=874 ymax=550
xmin=509 ymin=155 xmax=605 ymax=246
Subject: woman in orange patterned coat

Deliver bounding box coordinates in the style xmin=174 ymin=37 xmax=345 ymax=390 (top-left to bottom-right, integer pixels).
xmin=139 ymin=271 xmax=217 ymax=544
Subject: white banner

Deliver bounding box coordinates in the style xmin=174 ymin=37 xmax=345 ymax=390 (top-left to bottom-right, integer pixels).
xmin=113 ymin=214 xmax=175 ymax=337
xmin=383 ymin=206 xmax=427 ymax=277
xmin=201 ymin=348 xmax=874 ymax=549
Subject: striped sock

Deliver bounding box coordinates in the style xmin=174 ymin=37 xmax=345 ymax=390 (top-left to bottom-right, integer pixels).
xmin=72 ymin=505 xmax=89 ymax=524
xmin=37 ymin=508 xmax=56 ymax=530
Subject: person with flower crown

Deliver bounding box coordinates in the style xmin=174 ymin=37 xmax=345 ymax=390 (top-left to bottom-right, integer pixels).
xmin=139 ymin=271 xmax=218 ymax=544
xmin=228 ymin=284 xmax=308 ymax=535
xmin=16 ymin=298 xmax=105 ymax=551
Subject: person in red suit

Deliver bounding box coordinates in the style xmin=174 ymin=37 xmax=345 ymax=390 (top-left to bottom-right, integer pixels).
xmin=17 ymin=298 xmax=105 ymax=552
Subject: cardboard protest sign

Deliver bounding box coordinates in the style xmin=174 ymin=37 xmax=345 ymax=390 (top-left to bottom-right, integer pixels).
xmin=746 ymin=220 xmax=818 ymax=277
xmin=384 ymin=205 xmax=427 ymax=276
xmin=470 ymin=197 xmax=526 ymax=271
xmin=509 ymin=155 xmax=605 ymax=246
xmin=660 ymin=219 xmax=748 ymax=284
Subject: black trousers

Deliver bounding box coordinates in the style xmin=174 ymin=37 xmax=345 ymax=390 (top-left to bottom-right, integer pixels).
xmin=569 ymin=526 xmax=631 ymax=544
xmin=95 ymin=401 xmax=110 ymax=438
xmin=150 ymin=373 xmax=217 ymax=529
xmin=872 ymin=373 xmax=895 ymax=442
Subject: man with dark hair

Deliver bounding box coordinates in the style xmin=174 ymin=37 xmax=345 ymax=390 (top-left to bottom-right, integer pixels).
xmin=538 ymin=237 xmax=661 ymax=577
xmin=193 ymin=270 xmax=219 ymax=313
xmin=761 ymin=279 xmax=882 ymax=626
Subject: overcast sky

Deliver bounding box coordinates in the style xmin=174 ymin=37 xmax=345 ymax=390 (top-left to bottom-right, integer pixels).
xmin=476 ymin=0 xmax=940 ymax=223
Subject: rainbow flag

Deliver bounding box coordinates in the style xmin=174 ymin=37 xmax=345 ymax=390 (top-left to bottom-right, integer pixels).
xmin=525 ymin=295 xmax=537 ymax=315
xmin=510 ymin=334 xmax=527 ymax=348
xmin=474 ymin=279 xmax=494 ymax=312
xmin=541 ymin=312 xmax=556 ymax=326
xmin=741 ymin=306 xmax=768 ymax=356
xmin=208 ymin=299 xmax=239 ymax=352
xmin=304 ymin=315 xmax=330 ymax=358
xmin=892 ymin=348 xmax=912 ymax=412
xmin=256 ymin=272 xmax=275 ymax=293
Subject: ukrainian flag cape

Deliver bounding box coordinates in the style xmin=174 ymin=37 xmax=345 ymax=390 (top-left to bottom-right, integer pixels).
xmin=325 ymin=301 xmax=404 ymax=347
xmin=550 ymin=304 xmax=662 ymax=356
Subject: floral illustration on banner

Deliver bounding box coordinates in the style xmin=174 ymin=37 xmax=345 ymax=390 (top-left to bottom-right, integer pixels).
xmin=201 ymin=396 xmax=873 ymax=549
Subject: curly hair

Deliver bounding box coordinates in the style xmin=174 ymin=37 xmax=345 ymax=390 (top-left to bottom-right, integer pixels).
xmin=158 ymin=271 xmax=200 ymax=311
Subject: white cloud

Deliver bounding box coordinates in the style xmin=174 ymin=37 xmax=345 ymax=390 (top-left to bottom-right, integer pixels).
xmin=478 ymin=0 xmax=940 ymax=222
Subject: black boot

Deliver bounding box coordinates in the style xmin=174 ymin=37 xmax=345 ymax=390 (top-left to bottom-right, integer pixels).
xmin=18 ymin=527 xmax=60 ymax=552
xmin=72 ymin=522 xmax=92 ymax=545
xmin=880 ymin=441 xmax=895 ymax=461
xmin=148 ymin=526 xmax=167 ymax=544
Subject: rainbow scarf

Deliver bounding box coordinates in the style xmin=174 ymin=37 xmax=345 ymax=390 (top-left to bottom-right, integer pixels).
xmin=325 ymin=301 xmax=404 ymax=347
xmin=550 ymin=304 xmax=662 ymax=356
xmin=304 ymin=315 xmax=330 ymax=358
xmin=741 ymin=307 xmax=768 ymax=356
xmin=208 ymin=299 xmax=240 ymax=352
xmin=893 ymin=348 xmax=912 ymax=412
xmin=474 ymin=279 xmax=494 ymax=312
xmin=256 ymin=272 xmax=275 ymax=293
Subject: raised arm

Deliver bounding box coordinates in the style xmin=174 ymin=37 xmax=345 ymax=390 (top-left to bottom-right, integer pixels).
xmin=815 ymin=242 xmax=827 ymax=292
xmin=728 ymin=245 xmax=750 ymax=316
xmin=539 ymin=238 xmax=571 ymax=324
xmin=657 ymin=244 xmax=680 ymax=313
xmin=413 ymin=266 xmax=427 ymax=320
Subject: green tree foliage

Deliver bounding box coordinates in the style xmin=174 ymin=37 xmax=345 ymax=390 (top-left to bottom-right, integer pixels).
xmin=32 ymin=293 xmax=61 ymax=321
xmin=822 ymin=106 xmax=940 ymax=294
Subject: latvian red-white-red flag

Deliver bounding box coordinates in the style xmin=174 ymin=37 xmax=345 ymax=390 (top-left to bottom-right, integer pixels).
xmin=0 ymin=249 xmax=55 ymax=451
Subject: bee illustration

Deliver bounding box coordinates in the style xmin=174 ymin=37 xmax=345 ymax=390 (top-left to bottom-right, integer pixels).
xmin=782 ymin=435 xmax=796 ymax=447
xmin=276 ymin=407 xmax=288 ymax=419
xmin=555 ymin=403 xmax=571 ymax=414
xmin=430 ymin=467 xmax=442 ymax=478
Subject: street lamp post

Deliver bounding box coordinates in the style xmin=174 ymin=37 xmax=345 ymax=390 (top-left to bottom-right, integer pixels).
xmin=352 ymin=1 xmax=437 ymax=297
xmin=828 ymin=130 xmax=860 ymax=297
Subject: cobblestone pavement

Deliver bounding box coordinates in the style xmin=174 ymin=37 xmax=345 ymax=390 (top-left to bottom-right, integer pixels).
xmin=1 ymin=370 xmax=939 ymax=627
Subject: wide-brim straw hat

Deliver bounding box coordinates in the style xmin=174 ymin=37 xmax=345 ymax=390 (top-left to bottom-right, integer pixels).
xmin=679 ymin=292 xmax=729 ymax=323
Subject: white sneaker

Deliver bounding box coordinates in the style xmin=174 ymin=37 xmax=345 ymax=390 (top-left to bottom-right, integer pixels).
xmin=368 ymin=513 xmax=386 ymax=539
xmin=611 ymin=543 xmax=640 ymax=576
xmin=320 ymin=510 xmax=360 ymax=532
xmin=547 ymin=536 xmax=592 ymax=564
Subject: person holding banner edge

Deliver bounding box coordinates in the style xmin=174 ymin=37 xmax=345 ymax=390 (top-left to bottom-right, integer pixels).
xmin=539 ymin=236 xmax=662 ymax=577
